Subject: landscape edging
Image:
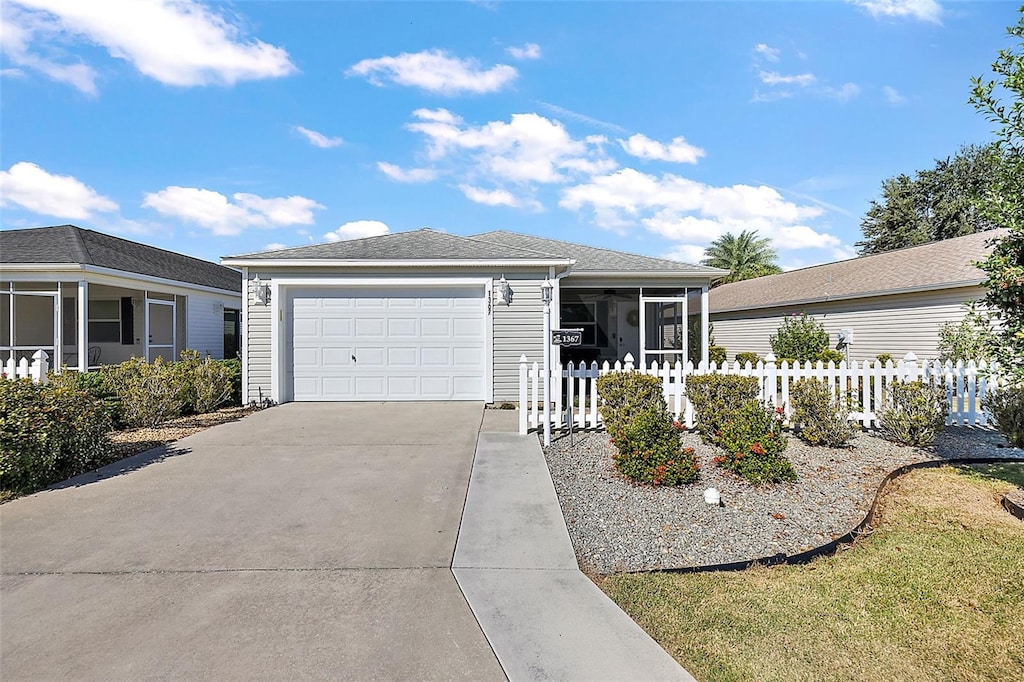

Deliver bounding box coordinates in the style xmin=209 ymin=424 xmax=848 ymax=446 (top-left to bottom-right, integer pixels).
xmin=635 ymin=455 xmax=1024 ymax=575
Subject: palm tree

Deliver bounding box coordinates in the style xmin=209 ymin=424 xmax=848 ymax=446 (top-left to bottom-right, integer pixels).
xmin=701 ymin=230 xmax=782 ymax=285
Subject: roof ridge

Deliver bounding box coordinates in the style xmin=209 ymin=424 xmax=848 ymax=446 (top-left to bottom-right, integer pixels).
xmin=65 ymin=225 xmax=94 ymax=265
xmin=475 ymin=230 xmax=692 ymax=267
xmin=459 ymin=232 xmax=568 ymax=259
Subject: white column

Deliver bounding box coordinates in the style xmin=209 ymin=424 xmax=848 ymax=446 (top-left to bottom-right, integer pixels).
xmin=77 ymin=280 xmax=88 ymax=371
xmin=701 ymin=284 xmax=710 ymax=368
xmin=638 ymin=287 xmax=646 ymax=367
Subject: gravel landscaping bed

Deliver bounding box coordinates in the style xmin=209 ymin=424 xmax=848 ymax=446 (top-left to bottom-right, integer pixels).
xmin=543 ymin=427 xmax=1024 ymax=574
xmin=108 ymin=406 xmax=254 ymax=459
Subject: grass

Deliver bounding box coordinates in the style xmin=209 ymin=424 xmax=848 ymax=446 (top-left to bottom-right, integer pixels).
xmin=599 ymin=464 xmax=1024 ymax=682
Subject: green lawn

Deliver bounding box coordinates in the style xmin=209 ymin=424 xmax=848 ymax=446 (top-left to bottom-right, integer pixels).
xmin=600 ymin=464 xmax=1024 ymax=682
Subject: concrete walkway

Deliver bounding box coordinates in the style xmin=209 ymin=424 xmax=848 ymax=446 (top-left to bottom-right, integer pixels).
xmin=455 ymin=419 xmax=696 ymax=681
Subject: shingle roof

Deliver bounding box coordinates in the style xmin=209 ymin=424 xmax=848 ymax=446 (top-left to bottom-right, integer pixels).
xmin=709 ymin=229 xmax=1005 ymax=314
xmin=0 ymin=225 xmax=242 ymax=293
xmin=225 ymin=228 xmax=567 ymax=262
xmin=472 ymin=230 xmax=726 ymax=274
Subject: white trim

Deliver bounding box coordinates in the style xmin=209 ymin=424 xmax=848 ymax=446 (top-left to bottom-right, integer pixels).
xmin=270 ymin=279 xmax=282 ymax=403
xmin=223 ymin=258 xmax=573 ymax=269
xmin=77 ymin=281 xmax=88 ymax=372
xmin=1 ymin=263 xmax=241 ymax=298
xmin=565 ymin=269 xmax=729 ymax=278
xmin=271 ymin=277 xmax=493 ymax=403
xmin=241 ymin=266 xmax=249 ymax=403
xmin=701 ymin=285 xmax=710 ymax=367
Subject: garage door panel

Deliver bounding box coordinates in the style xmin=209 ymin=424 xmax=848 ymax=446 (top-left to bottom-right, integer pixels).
xmin=289 ymin=285 xmax=487 ymax=401
xmin=388 ymin=318 xmax=418 ymax=336
xmin=387 ymin=347 xmax=418 ymax=366
xmin=322 ymin=318 xmax=353 ymax=336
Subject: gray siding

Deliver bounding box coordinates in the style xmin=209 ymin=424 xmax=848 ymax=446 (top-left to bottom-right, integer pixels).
xmin=710 ymin=286 xmax=984 ymax=362
xmin=246 ymin=287 xmax=272 ymax=402
xmin=493 ymin=274 xmax=545 ymax=401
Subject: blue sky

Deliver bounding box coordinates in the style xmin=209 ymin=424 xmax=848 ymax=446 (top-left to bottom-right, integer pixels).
xmin=0 ymin=0 xmax=1014 ymax=270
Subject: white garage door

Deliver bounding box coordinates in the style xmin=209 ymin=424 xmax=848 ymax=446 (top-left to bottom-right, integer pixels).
xmin=288 ymin=286 xmax=488 ymax=401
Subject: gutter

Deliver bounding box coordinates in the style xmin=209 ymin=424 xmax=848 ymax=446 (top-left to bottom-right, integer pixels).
xmin=220 ymin=258 xmax=576 ymax=269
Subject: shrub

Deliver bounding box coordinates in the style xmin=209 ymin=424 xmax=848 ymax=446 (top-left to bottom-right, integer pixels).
xmin=218 ymin=358 xmax=243 ymax=406
xmin=709 ymin=345 xmax=727 ymax=366
xmin=190 ymin=357 xmax=234 ymax=413
xmin=0 ymin=378 xmax=113 ymax=494
xmin=610 ymin=406 xmax=700 ymax=486
xmin=876 ymin=353 xmax=894 ymax=365
xmin=877 ymin=381 xmax=949 ymax=446
xmin=819 ymin=349 xmax=846 ymax=365
xmin=790 ymin=379 xmax=856 ymax=447
xmin=770 ymin=313 xmax=829 ymax=362
xmin=714 ymin=400 xmax=796 ymax=484
xmin=105 ymin=356 xmax=184 ymax=427
xmin=597 ymin=372 xmax=666 ymax=441
xmin=982 ymin=385 xmax=1024 ymax=448
xmin=685 ymin=374 xmax=760 ymax=446
xmin=937 ymin=303 xmax=994 ymax=363
xmin=735 ymin=352 xmax=761 ymax=366
xmin=48 ymin=369 xmax=124 ymax=428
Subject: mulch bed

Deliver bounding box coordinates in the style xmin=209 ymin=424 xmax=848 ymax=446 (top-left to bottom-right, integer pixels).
xmin=543 ymin=427 xmax=1024 ymax=574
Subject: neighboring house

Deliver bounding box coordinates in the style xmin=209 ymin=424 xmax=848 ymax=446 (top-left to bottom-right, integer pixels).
xmin=1 ymin=225 xmax=243 ymax=371
xmin=707 ymin=229 xmax=1005 ymax=362
xmin=222 ymin=229 xmax=726 ymax=403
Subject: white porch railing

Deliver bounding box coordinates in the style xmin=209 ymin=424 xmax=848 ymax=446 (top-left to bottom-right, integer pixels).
xmin=1 ymin=350 xmax=50 ymax=384
xmin=518 ymin=352 xmax=1002 ymax=435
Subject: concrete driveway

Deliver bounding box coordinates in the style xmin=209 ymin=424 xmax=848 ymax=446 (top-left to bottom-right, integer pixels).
xmin=0 ymin=402 xmax=505 ymax=681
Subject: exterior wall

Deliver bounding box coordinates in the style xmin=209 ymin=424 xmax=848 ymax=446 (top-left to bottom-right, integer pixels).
xmin=186 ymin=293 xmax=232 ymax=359
xmin=246 ymin=280 xmax=273 ymax=403
xmin=493 ymin=273 xmax=545 ymax=401
xmin=710 ymin=286 xmax=984 ymax=362
xmin=242 ymin=267 xmax=549 ymax=403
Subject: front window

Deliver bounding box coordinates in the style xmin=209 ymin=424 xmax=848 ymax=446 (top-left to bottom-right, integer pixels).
xmin=88 ymin=300 xmax=121 ymax=343
xmin=560 ymin=302 xmax=598 ymax=346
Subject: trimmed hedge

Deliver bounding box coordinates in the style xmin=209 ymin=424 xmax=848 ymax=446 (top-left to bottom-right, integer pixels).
xmin=714 ymin=400 xmax=796 ymax=485
xmin=597 ymin=372 xmax=699 ymax=486
xmin=0 ymin=377 xmax=113 ymax=494
xmin=685 ymin=374 xmax=760 ymax=446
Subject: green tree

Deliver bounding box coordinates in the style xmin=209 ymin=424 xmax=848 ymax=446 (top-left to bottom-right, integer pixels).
xmin=701 ymin=230 xmax=782 ymax=285
xmin=856 ymin=143 xmax=1005 ymax=255
xmin=970 ymin=6 xmax=1024 ymax=385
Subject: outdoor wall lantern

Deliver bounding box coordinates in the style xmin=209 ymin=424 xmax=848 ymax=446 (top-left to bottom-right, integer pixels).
xmin=540 ymin=278 xmax=553 ymax=304
xmin=498 ymin=274 xmax=514 ymax=306
xmin=252 ymin=274 xmax=269 ymax=305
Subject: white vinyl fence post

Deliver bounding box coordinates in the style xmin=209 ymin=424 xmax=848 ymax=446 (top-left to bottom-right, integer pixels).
xmin=30 ymin=350 xmax=49 ymax=384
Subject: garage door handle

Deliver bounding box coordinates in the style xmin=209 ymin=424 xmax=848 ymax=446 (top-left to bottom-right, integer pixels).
xmin=351 ymin=354 xmax=356 ymax=363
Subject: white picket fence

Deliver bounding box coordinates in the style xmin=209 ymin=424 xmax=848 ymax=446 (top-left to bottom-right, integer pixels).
xmin=518 ymin=352 xmax=1001 ymax=435
xmin=1 ymin=350 xmax=51 ymax=384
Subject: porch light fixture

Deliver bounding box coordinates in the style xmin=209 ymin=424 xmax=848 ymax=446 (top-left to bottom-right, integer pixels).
xmin=540 ymin=278 xmax=553 ymax=304
xmin=498 ymin=275 xmax=514 ymax=306
xmin=252 ymin=275 xmax=269 ymax=305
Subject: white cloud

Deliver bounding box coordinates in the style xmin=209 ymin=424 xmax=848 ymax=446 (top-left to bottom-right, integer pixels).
xmin=559 ymin=168 xmax=838 ymax=252
xmin=377 ymin=162 xmax=438 ymax=183
xmin=506 ymin=43 xmax=541 ymax=60
xmin=459 ymin=185 xmax=530 ymax=208
xmin=294 ymin=125 xmax=343 ymax=148
xmin=263 ymin=242 xmax=287 ymax=251
xmin=665 ymin=244 xmax=708 ymax=264
xmin=347 ymin=49 xmax=516 ymax=95
xmin=405 ymin=108 xmax=615 ymax=185
xmin=759 ymin=70 xmax=816 ymax=87
xmin=0 ymin=161 xmax=118 ymax=219
xmin=323 ymin=220 xmax=390 ymax=242
xmin=754 ymin=43 xmax=781 ymax=62
xmin=822 ymin=82 xmax=861 ymax=102
xmin=848 ymin=0 xmax=943 ymax=24
xmin=142 ymin=187 xmax=323 ymax=236
xmin=2 ymin=0 xmax=296 ymax=93
xmin=883 ymin=85 xmax=908 ymax=105
xmin=618 ymin=133 xmax=705 ymax=164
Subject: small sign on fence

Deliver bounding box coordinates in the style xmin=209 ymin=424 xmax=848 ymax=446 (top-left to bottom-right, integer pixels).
xmin=551 ymin=328 xmax=584 ymax=346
